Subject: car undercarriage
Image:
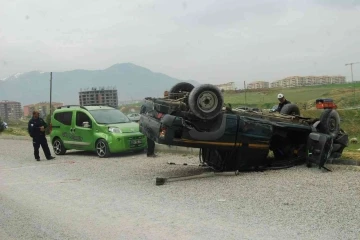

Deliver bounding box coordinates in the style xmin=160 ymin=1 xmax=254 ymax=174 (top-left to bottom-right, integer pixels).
xmin=139 ymin=82 xmax=349 ymax=176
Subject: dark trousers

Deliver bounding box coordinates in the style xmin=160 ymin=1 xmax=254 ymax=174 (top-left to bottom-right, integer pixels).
xmin=33 ymin=136 xmax=51 ymax=159
xmin=147 ymin=137 xmax=155 ymax=156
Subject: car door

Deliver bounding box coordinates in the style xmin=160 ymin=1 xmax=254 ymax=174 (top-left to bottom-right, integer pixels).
xmin=71 ymin=110 xmax=94 ymax=150
xmin=53 ymin=111 xmax=74 ymax=149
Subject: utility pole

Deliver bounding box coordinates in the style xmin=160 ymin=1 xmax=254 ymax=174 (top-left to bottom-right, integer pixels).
xmin=50 ymin=72 xmax=52 ymax=116
xmin=345 ymin=62 xmax=360 ymax=106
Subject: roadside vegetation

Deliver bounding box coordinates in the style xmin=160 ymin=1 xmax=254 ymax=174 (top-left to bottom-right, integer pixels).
xmin=224 ymin=82 xmax=360 ymax=110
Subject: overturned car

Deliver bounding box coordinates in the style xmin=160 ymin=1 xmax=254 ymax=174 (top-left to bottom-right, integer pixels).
xmin=139 ymin=82 xmax=349 ymax=171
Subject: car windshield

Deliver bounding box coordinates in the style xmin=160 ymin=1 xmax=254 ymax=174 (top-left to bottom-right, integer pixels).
xmin=89 ymin=109 xmax=130 ymax=124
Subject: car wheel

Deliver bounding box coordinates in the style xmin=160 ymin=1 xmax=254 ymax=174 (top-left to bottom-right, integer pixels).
xmin=318 ymin=109 xmax=340 ymax=138
xmin=188 ymin=84 xmax=224 ymax=120
xmin=96 ymin=139 xmax=111 ymax=158
xmin=280 ymin=103 xmax=300 ymax=115
xmin=53 ymin=138 xmax=67 ymax=155
xmin=169 ymin=82 xmax=195 ymax=98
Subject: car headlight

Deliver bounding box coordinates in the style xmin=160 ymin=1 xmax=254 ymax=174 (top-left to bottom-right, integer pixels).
xmin=108 ymin=127 xmax=122 ymax=133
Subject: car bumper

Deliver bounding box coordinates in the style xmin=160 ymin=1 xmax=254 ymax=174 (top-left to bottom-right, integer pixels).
xmin=107 ymin=133 xmax=147 ymax=153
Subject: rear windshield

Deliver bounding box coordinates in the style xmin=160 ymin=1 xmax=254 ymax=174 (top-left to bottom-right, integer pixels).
xmin=89 ymin=109 xmax=130 ymax=124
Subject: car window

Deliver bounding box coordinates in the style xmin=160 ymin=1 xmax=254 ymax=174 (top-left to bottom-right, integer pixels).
xmin=76 ymin=111 xmax=92 ymax=127
xmin=54 ymin=112 xmax=72 ymax=125
xmin=89 ymin=109 xmax=130 ymax=124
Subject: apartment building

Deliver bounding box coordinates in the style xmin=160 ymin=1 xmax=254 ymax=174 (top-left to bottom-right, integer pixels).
xmin=270 ymin=75 xmax=346 ymax=88
xmin=215 ymin=82 xmax=236 ymax=91
xmin=247 ymin=81 xmax=270 ymax=89
xmin=23 ymin=102 xmax=63 ymax=118
xmin=0 ymin=100 xmax=22 ymax=121
xmin=79 ymin=87 xmax=118 ymax=108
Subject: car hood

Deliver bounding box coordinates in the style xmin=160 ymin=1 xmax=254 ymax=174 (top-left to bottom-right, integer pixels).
xmin=107 ymin=122 xmax=140 ymax=133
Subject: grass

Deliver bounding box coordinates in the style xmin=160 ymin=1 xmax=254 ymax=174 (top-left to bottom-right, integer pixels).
xmin=342 ymin=152 xmax=360 ymax=162
xmin=1 ymin=120 xmax=29 ymax=136
xmin=225 ymin=82 xmax=360 ymax=109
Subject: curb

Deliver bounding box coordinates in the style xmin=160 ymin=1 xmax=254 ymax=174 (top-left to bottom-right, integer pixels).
xmin=1 ymin=135 xmax=358 ymax=167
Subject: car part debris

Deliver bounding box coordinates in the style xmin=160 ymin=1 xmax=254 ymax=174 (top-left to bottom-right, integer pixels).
xmin=155 ymin=171 xmax=239 ymax=186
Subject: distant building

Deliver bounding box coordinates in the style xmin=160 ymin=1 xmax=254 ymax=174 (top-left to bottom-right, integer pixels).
xmin=215 ymin=82 xmax=236 ymax=91
xmin=271 ymin=75 xmax=346 ymax=88
xmin=23 ymin=102 xmax=63 ymax=118
xmin=0 ymin=100 xmax=22 ymax=121
xmin=247 ymin=81 xmax=270 ymax=89
xmin=79 ymin=87 xmax=118 ymax=108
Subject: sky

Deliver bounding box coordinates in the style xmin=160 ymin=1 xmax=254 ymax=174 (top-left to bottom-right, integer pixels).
xmin=1 ymin=0 xmax=360 ymax=86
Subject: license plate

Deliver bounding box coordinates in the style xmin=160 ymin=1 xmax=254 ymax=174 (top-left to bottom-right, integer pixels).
xmin=130 ymin=139 xmax=142 ymax=148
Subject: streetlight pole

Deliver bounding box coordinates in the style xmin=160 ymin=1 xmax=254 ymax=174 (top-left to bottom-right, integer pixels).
xmin=345 ymin=62 xmax=360 ymax=106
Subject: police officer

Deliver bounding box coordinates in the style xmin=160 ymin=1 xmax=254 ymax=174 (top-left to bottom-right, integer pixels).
xmin=276 ymin=93 xmax=291 ymax=112
xmin=28 ymin=110 xmax=55 ymax=161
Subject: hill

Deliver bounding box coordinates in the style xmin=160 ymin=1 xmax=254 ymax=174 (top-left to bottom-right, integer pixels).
xmin=0 ymin=63 xmax=199 ymax=105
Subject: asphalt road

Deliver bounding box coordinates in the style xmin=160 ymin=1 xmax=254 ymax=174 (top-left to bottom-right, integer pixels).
xmin=0 ymin=138 xmax=359 ymax=240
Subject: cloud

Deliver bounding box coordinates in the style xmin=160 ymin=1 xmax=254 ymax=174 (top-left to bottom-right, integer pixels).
xmin=1 ymin=0 xmax=360 ymax=85
xmin=314 ymin=0 xmax=360 ymax=9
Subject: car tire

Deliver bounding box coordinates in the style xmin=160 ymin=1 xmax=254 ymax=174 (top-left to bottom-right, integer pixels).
xmin=52 ymin=138 xmax=67 ymax=155
xmin=188 ymin=84 xmax=224 ymax=120
xmin=96 ymin=139 xmax=111 ymax=158
xmin=318 ymin=109 xmax=340 ymax=138
xmin=280 ymin=103 xmax=300 ymax=116
xmin=169 ymin=82 xmax=195 ymax=95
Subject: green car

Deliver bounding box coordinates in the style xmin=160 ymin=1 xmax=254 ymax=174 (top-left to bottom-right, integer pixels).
xmin=49 ymin=105 xmax=147 ymax=158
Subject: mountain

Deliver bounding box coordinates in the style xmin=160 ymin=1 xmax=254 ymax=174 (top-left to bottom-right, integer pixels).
xmin=0 ymin=63 xmax=199 ymax=105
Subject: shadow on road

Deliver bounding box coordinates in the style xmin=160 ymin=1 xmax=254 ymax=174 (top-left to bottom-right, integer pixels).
xmin=63 ymin=149 xmax=146 ymax=158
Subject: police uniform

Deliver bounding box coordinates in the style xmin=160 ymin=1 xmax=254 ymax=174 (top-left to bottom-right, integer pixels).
xmin=28 ymin=117 xmax=54 ymax=161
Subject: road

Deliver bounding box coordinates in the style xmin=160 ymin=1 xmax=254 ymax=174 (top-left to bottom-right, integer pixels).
xmin=0 ymin=138 xmax=359 ymax=240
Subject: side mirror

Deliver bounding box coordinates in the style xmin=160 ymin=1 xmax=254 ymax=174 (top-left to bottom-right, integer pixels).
xmin=82 ymin=122 xmax=91 ymax=128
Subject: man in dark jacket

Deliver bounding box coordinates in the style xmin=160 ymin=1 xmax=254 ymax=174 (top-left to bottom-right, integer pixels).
xmin=28 ymin=111 xmax=55 ymax=161
xmin=140 ymin=98 xmax=157 ymax=157
xmin=276 ymin=93 xmax=291 ymax=112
